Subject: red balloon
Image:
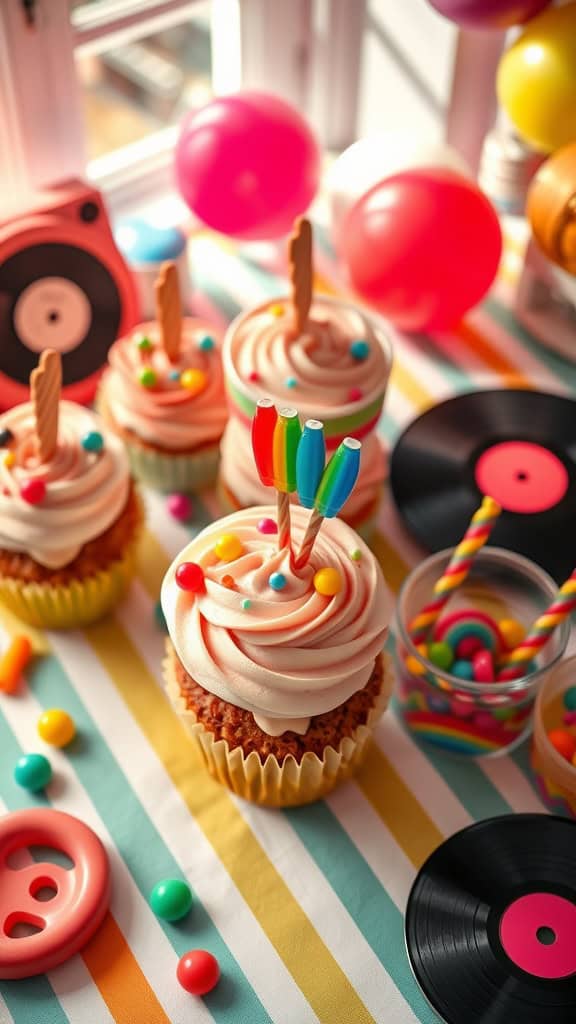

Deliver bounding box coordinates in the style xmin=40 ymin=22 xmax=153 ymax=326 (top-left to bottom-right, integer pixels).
xmin=340 ymin=169 xmax=502 ymax=331
xmin=175 ymin=92 xmax=320 ymax=240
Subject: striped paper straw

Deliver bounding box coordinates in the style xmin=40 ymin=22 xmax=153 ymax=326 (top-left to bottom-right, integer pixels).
xmin=408 ymin=496 xmax=502 ymax=644
xmin=497 ymin=569 xmax=576 ymax=681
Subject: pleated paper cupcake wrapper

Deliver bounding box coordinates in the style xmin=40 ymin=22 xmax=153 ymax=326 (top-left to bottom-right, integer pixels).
xmin=164 ymin=648 xmax=394 ymax=807
xmin=125 ymin=439 xmax=220 ymax=494
xmin=0 ymin=496 xmax=144 ymax=629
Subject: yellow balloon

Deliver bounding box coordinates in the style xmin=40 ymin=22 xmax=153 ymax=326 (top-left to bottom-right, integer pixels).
xmin=497 ymin=2 xmax=576 ymax=153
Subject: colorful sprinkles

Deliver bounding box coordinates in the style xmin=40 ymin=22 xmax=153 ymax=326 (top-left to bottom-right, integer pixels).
xmin=268 ymin=572 xmax=287 ymax=591
xmin=350 ymin=339 xmax=370 ymax=361
xmin=214 ymin=534 xmax=243 ymax=562
xmin=139 ymin=367 xmax=157 ymax=388
xmin=81 ymin=430 xmax=104 ymax=453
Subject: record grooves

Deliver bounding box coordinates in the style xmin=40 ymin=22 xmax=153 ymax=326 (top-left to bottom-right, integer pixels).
xmin=389 ymin=390 xmax=576 ymax=582
xmin=405 ymin=815 xmax=576 ymax=1024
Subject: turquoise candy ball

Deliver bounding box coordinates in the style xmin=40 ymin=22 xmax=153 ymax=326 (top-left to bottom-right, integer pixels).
xmin=563 ymin=686 xmax=576 ymax=711
xmin=14 ymin=753 xmax=52 ymax=792
xmin=198 ymin=334 xmax=215 ymax=352
xmin=350 ymin=338 xmax=370 ymax=360
xmin=150 ymin=879 xmax=193 ymax=921
xmin=81 ymin=431 xmax=104 ymax=453
xmin=452 ymin=659 xmax=474 ymax=680
xmin=428 ymin=641 xmax=454 ymax=671
xmin=269 ymin=572 xmax=287 ymax=591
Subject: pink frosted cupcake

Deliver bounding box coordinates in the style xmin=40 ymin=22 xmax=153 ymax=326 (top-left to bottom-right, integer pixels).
xmin=100 ymin=262 xmax=226 ymax=492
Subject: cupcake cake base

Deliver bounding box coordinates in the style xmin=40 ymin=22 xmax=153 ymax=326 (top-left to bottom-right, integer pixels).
xmin=164 ymin=643 xmax=393 ymax=807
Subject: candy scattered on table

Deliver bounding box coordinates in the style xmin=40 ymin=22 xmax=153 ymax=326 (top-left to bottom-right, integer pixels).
xmin=139 ymin=367 xmax=157 ymax=388
xmin=269 ymin=572 xmax=287 ymax=591
xmin=20 ymin=479 xmax=46 ymax=505
xmin=37 ymin=709 xmax=76 ymax=748
xmin=177 ymin=950 xmax=220 ymax=995
xmin=175 ymin=562 xmax=205 ymax=593
xmin=313 ymin=567 xmax=342 ymax=596
xmin=0 ymin=635 xmax=32 ymax=694
xmin=167 ymin=493 xmax=193 ymax=521
xmin=81 ymin=431 xmax=104 ymax=454
xmin=349 ymin=339 xmax=369 ymax=361
xmin=149 ymin=878 xmax=192 ymax=921
xmin=180 ymin=369 xmax=208 ymax=396
xmin=547 ymin=729 xmax=576 ymax=762
xmin=215 ymin=534 xmax=243 ymax=562
xmin=257 ymin=517 xmax=277 ymax=535
xmin=14 ymin=753 xmax=52 ymax=792
xmin=428 ymin=642 xmax=453 ymax=671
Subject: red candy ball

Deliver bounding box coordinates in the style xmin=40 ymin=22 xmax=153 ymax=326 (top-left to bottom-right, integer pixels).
xmin=548 ymin=729 xmax=576 ymax=762
xmin=20 ymin=478 xmax=46 ymax=505
xmin=177 ymin=950 xmax=220 ymax=995
xmin=456 ymin=636 xmax=483 ymax=659
xmin=472 ymin=649 xmax=495 ymax=683
xmin=175 ymin=562 xmax=205 ymax=593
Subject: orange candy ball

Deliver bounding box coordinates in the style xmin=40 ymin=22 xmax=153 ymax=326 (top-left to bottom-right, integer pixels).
xmin=547 ymin=728 xmax=576 ymax=762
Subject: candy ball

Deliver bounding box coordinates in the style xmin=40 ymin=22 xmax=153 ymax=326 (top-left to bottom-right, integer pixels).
xmin=340 ymin=169 xmax=502 ymax=331
xmin=313 ymin=568 xmax=342 ymax=597
xmin=269 ymin=304 xmax=284 ymax=317
xmin=427 ymin=0 xmax=551 ymax=29
xmin=139 ymin=367 xmax=157 ymax=388
xmin=456 ymin=636 xmax=483 ymax=660
xmin=81 ymin=431 xmax=103 ymax=454
xmin=497 ymin=3 xmax=576 ymax=153
xmin=452 ymin=659 xmax=475 ymax=681
xmin=177 ymin=950 xmax=220 ymax=995
xmin=20 ymin=479 xmax=46 ymax=505
xmin=14 ymin=753 xmax=52 ymax=791
xmin=563 ymin=710 xmax=576 ymax=726
xmin=3 ymin=451 xmax=15 ymax=469
xmin=175 ymin=562 xmax=205 ymax=593
xmin=215 ymin=534 xmax=243 ymax=562
xmin=149 ymin=879 xmax=192 ymax=922
xmin=37 ymin=709 xmax=75 ymax=748
xmin=563 ymin=687 xmax=576 ymax=712
xmin=197 ymin=334 xmax=215 ymax=352
xmin=285 ymin=376 xmax=298 ymax=389
xmin=269 ymin=572 xmax=287 ymax=591
xmin=136 ymin=334 xmax=152 ymax=352
xmin=167 ymin=493 xmax=193 ymax=522
xmin=498 ymin=618 xmax=526 ymax=650
xmin=548 ymin=728 xmax=576 ymax=762
xmin=472 ymin=649 xmax=495 ymax=683
xmin=180 ymin=369 xmax=207 ymax=396
xmin=428 ymin=642 xmax=454 ymax=671
xmin=175 ymin=92 xmax=320 ymax=240
xmin=257 ymin=517 xmax=277 ymax=535
xmin=350 ymin=339 xmax=370 ymax=361
xmin=350 ymin=548 xmax=362 ymax=562
xmin=241 ymin=598 xmax=252 ymax=611
xmin=348 ymin=388 xmax=363 ymax=402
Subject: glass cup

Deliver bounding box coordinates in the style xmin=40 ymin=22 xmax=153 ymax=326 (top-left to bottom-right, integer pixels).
xmin=395 ymin=547 xmax=570 ymax=758
xmin=532 ymin=654 xmax=576 ymax=817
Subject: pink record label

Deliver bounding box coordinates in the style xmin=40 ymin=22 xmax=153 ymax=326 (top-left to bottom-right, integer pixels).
xmin=475 ymin=441 xmax=569 ymax=514
xmin=499 ymin=892 xmax=576 ymax=978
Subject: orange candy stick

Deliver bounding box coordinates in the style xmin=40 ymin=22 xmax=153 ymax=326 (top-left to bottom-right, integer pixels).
xmin=0 ymin=636 xmax=32 ymax=694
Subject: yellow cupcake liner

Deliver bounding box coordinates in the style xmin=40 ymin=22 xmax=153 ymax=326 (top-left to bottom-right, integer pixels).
xmin=164 ymin=646 xmax=394 ymax=807
xmin=0 ymin=498 xmax=144 ymax=630
xmin=125 ymin=440 xmax=221 ymax=493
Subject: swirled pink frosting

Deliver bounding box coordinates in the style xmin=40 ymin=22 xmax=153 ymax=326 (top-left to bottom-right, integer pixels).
xmin=102 ymin=320 xmax=226 ymax=450
xmin=0 ymin=401 xmax=130 ymax=568
xmin=220 ymin=422 xmax=385 ymax=520
xmin=223 ymin=296 xmax=391 ymax=419
xmin=161 ymin=505 xmax=391 ymax=735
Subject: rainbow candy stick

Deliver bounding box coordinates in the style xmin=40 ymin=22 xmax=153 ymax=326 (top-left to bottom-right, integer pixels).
xmin=272 ymin=407 xmax=301 ymax=554
xmin=497 ymin=569 xmax=576 ymax=681
xmin=296 ymin=419 xmax=326 ymax=508
xmin=252 ymin=399 xmax=277 ymax=486
xmin=294 ymin=438 xmax=361 ymax=569
xmin=408 ymin=496 xmax=502 ymax=644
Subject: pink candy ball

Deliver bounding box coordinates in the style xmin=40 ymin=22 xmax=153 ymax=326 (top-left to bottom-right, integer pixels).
xmin=340 ymin=168 xmax=502 ymax=331
xmin=472 ymin=649 xmax=495 ymax=683
xmin=427 ymin=0 xmax=551 ymax=29
xmin=167 ymin=493 xmax=193 ymax=521
xmin=175 ymin=92 xmax=320 ymax=240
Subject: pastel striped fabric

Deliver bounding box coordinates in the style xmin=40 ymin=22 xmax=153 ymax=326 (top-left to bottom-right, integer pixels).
xmin=1 ymin=228 xmax=575 ymax=1024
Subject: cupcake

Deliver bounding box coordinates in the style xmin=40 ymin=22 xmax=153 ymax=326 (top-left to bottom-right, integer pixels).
xmin=161 ymin=501 xmax=393 ymax=807
xmin=219 ymin=220 xmax=392 ymax=538
xmin=100 ymin=261 xmax=226 ymax=492
xmin=0 ymin=350 xmax=141 ymax=629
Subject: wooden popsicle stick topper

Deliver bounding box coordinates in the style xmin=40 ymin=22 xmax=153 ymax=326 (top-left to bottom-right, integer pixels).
xmin=31 ymin=350 xmax=61 ymax=462
xmin=288 ymin=217 xmax=312 ymax=335
xmin=155 ymin=261 xmax=182 ymax=362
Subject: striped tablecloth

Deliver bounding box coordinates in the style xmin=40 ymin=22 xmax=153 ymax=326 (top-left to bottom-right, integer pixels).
xmin=1 ymin=228 xmax=576 ymax=1024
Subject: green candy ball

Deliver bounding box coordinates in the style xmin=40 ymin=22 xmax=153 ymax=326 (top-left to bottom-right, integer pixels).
xmin=428 ymin=641 xmax=454 ymax=671
xmin=14 ymin=753 xmax=52 ymax=792
xmin=563 ymin=686 xmax=576 ymax=711
xmin=149 ymin=878 xmax=192 ymax=921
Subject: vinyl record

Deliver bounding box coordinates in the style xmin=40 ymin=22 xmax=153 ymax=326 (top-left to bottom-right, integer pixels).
xmin=406 ymin=814 xmax=576 ymax=1024
xmin=389 ymin=390 xmax=576 ymax=582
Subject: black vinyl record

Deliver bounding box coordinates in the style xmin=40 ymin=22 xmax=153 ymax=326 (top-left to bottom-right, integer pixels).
xmin=406 ymin=815 xmax=576 ymax=1024
xmin=389 ymin=390 xmax=576 ymax=582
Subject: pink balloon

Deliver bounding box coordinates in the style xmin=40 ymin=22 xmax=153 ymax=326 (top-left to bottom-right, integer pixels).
xmin=340 ymin=168 xmax=502 ymax=332
xmin=427 ymin=0 xmax=550 ymax=29
xmin=175 ymin=92 xmax=320 ymax=240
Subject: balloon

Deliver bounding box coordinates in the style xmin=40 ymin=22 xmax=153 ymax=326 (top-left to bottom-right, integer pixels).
xmin=340 ymin=168 xmax=502 ymax=332
xmin=327 ymin=134 xmax=471 ymax=242
xmin=497 ymin=3 xmax=576 ymax=153
xmin=427 ymin=0 xmax=550 ymax=29
xmin=175 ymin=92 xmax=320 ymax=240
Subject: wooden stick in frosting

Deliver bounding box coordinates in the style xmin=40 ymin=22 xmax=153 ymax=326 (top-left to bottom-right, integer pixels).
xmin=155 ymin=261 xmax=182 ymax=362
xmin=31 ymin=349 xmax=61 ymax=462
xmin=288 ymin=216 xmax=312 ymax=336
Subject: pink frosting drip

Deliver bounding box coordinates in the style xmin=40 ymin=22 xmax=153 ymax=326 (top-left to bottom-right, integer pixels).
xmin=161 ymin=505 xmax=391 ymax=734
xmin=102 ymin=319 xmax=227 ymax=450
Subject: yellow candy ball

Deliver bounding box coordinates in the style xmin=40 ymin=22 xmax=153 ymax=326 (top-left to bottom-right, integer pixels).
xmin=37 ymin=708 xmax=76 ymax=748
xmin=496 ymin=4 xmax=576 ymax=152
xmin=269 ymin=303 xmax=284 ymax=317
xmin=180 ymin=369 xmax=208 ymax=396
xmin=499 ymin=618 xmax=526 ymax=650
xmin=405 ymin=643 xmax=428 ymax=677
xmin=3 ymin=451 xmax=15 ymax=468
xmin=214 ymin=533 xmax=244 ymax=562
xmin=313 ymin=567 xmax=342 ymax=597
